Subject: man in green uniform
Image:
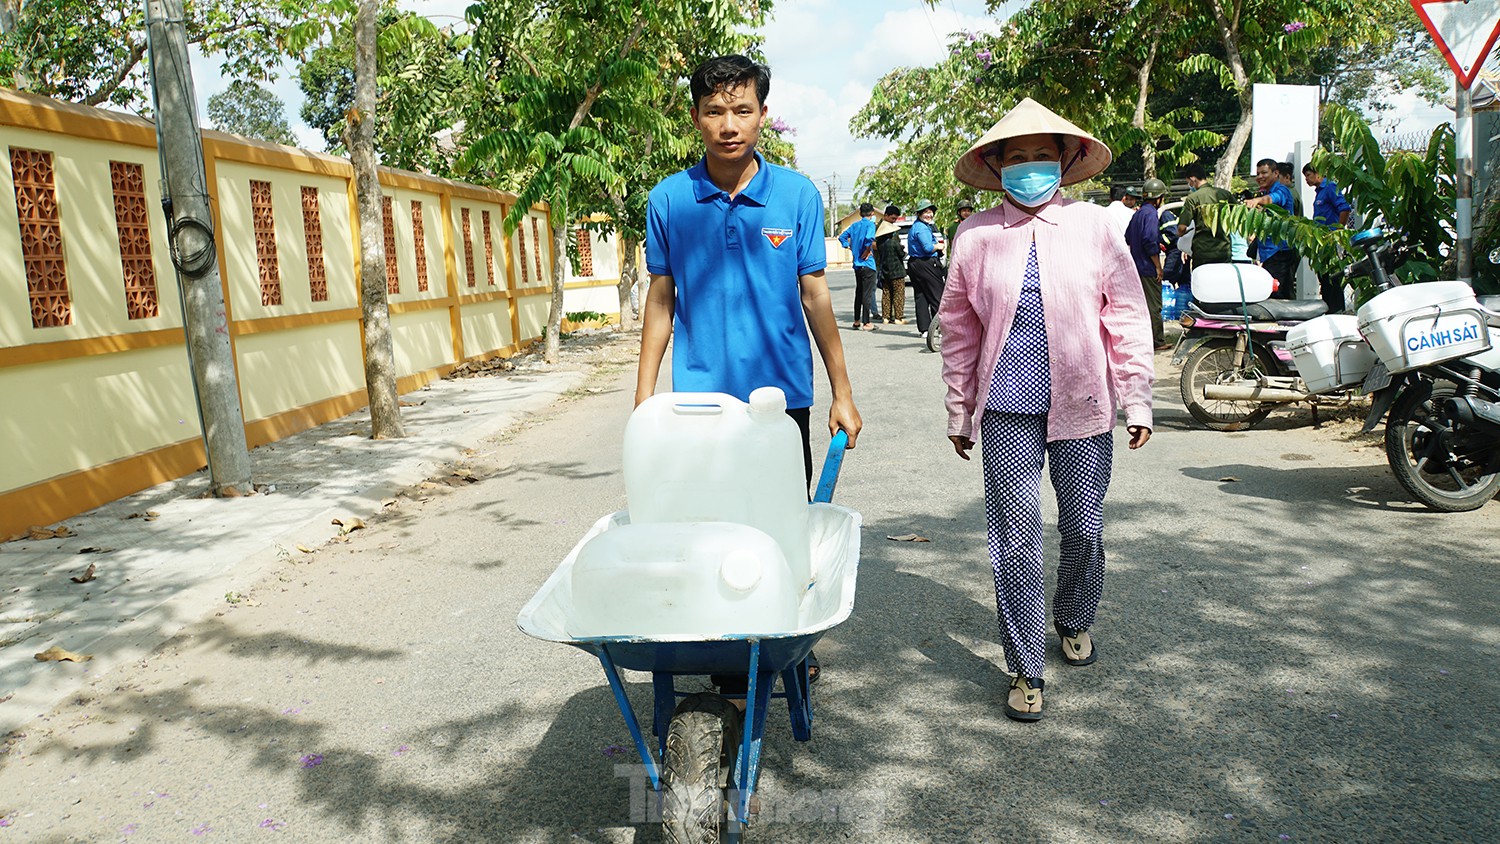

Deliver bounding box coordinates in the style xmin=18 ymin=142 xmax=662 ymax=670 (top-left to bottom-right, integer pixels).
xmin=1177 ymin=162 xmax=1236 ymax=269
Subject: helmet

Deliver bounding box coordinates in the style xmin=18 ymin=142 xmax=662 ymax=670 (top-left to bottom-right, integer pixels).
xmin=956 ymin=197 xmax=975 ymax=212
xmin=1141 ymin=178 xmax=1168 ymax=199
xmin=913 ymin=199 xmax=937 ymax=214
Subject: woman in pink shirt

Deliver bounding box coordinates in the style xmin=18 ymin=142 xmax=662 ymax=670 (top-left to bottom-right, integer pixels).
xmin=940 ymin=99 xmax=1155 ymax=722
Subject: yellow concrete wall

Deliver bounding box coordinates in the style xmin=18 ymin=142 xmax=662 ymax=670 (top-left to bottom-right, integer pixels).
xmin=393 ymin=307 xmax=454 ymax=377
xmin=461 ymin=300 xmax=515 ymax=359
xmin=0 ymin=89 xmax=550 ymax=539
xmin=0 ymin=126 xmax=182 ymax=347
xmin=0 ymin=345 xmax=200 ymax=491
xmin=517 ymin=295 xmax=549 ymax=341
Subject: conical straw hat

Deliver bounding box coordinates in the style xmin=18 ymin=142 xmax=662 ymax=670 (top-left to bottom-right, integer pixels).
xmin=875 ymin=219 xmax=900 ymax=238
xmin=954 ymin=98 xmax=1112 ymax=191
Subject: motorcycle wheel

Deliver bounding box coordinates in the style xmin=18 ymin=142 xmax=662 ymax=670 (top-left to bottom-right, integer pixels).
xmin=1178 ymin=342 xmax=1275 ymax=431
xmin=1385 ymin=380 xmax=1500 ymax=512
xmin=926 ymin=314 xmax=942 ymax=352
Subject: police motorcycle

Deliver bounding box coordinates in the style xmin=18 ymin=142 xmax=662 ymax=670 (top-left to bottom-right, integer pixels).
xmin=1174 ymin=261 xmax=1367 ymax=431
xmin=1349 ymin=228 xmax=1500 ymax=511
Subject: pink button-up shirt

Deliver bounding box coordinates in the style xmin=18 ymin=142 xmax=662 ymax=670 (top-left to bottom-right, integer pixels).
xmin=940 ymin=197 xmax=1154 ymax=442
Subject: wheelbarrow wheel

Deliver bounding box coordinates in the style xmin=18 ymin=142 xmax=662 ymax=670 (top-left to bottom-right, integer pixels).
xmin=663 ymin=693 xmax=742 ymax=843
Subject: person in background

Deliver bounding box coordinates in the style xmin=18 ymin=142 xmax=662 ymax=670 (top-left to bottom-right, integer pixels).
xmin=1126 ymin=178 xmax=1170 ymax=350
xmin=1105 ymin=184 xmax=1137 ymax=236
xmin=876 ymin=204 xmax=908 ymax=324
xmin=1246 ymin=157 xmax=1299 ymax=299
xmin=948 ymin=197 xmax=976 ymax=266
xmin=838 ymin=202 xmax=880 ymax=330
xmin=907 ymin=199 xmax=945 ymax=342
xmin=940 ymin=97 xmax=1154 ymax=723
xmin=1277 ymin=161 xmax=1304 ymax=217
xmin=1304 ymin=162 xmax=1354 ymax=312
xmin=1178 ymin=162 xmax=1235 ymax=270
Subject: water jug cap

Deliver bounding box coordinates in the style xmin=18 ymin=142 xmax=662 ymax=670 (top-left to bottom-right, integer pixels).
xmin=748 ymin=386 xmax=787 ymax=415
xmin=720 ymin=549 xmax=763 ymax=592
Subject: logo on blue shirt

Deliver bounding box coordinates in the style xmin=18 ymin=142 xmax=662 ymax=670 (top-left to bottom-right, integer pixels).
xmin=762 ymin=227 xmax=793 ymax=248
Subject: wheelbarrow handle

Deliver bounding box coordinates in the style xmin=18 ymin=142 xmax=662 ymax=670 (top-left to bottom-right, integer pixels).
xmin=812 ymin=429 xmax=849 ymax=504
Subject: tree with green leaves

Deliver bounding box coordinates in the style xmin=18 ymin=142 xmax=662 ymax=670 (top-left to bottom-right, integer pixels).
xmin=297 ymin=4 xmax=470 ymax=173
xmin=0 ymin=0 xmax=322 ymax=109
xmin=206 ymin=80 xmax=296 ymax=145
xmin=459 ymin=0 xmax=772 ymax=362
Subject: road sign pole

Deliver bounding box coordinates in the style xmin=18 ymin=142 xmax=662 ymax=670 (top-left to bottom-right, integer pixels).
xmin=1457 ymin=81 xmax=1475 ymax=286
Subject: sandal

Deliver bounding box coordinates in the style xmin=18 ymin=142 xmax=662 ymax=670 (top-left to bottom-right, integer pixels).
xmin=806 ymin=651 xmax=821 ymax=684
xmin=1055 ymin=622 xmax=1097 ymax=666
xmin=1004 ymin=675 xmax=1043 ymax=722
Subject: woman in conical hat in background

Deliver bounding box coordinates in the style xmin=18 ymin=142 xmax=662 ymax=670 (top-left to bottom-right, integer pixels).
xmin=939 ymin=98 xmax=1155 ymax=722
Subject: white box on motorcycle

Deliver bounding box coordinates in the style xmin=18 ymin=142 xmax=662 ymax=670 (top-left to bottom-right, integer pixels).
xmin=1286 ymin=315 xmax=1378 ymax=394
xmin=1190 ymin=263 xmax=1275 ymax=305
xmin=1356 ymin=281 xmax=1492 ymax=373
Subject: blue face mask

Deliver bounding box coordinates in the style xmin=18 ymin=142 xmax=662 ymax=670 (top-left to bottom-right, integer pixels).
xmin=1000 ymin=160 xmax=1062 ymax=207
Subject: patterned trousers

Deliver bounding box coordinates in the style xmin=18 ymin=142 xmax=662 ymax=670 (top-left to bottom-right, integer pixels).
xmin=880 ymin=276 xmax=906 ymax=322
xmin=980 ymin=412 xmax=1113 ymax=680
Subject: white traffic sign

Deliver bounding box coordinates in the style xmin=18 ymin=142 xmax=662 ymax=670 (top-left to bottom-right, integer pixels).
xmin=1412 ymin=0 xmax=1500 ymax=88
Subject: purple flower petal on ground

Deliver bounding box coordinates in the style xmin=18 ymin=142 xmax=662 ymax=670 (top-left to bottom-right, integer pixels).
xmin=1439 ymin=669 xmax=1450 ymax=675
xmin=392 ymin=745 xmax=411 ymax=757
xmin=191 ymin=823 xmax=213 ymax=835
xmin=299 ymin=753 xmax=324 ymax=769
xmin=0 ymin=813 xmax=15 ymax=827
xmin=258 ymin=818 xmax=286 ymax=831
xmin=1280 ymin=836 xmax=1292 ymax=841
xmin=1224 ymin=813 xmax=1234 ymax=819
xmin=1098 ymin=799 xmax=1111 ymax=806
xmin=122 ymin=823 xmax=138 ymax=835
xmin=281 ymin=707 xmax=301 ymax=716
xmin=602 ymin=743 xmax=626 ymax=757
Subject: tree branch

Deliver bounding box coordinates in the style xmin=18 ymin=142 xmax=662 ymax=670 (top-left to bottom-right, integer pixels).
xmin=567 ymin=14 xmax=648 ymax=132
xmin=81 ymin=39 xmax=148 ymax=106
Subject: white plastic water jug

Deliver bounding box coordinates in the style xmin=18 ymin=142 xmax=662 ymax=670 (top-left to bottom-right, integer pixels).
xmin=568 ymin=521 xmax=800 ymax=638
xmin=623 ymin=388 xmax=813 ymax=590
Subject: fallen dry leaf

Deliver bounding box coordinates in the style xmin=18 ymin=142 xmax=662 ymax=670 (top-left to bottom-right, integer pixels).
xmin=27 ymin=525 xmax=75 ymax=540
xmin=77 ymin=547 xmax=112 ymax=555
xmin=398 ymin=399 xmax=425 ymax=407
xmin=381 ymin=498 xmax=397 ymax=509
xmin=35 ymin=646 xmax=93 ymax=663
xmin=70 ymin=563 xmax=97 ymax=583
xmin=887 ymin=533 xmax=931 ymax=543
xmin=126 ymin=511 xmax=160 ymax=521
xmin=1219 ymin=476 xmax=1241 ymax=483
xmin=295 ymin=544 xmax=316 ymax=554
xmin=332 ymin=517 xmax=365 ymax=535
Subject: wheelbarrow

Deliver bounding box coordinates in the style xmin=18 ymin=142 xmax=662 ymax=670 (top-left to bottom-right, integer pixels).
xmin=516 ymin=389 xmax=861 ymax=842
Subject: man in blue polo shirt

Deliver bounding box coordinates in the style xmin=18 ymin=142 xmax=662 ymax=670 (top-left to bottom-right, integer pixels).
xmin=838 ymin=202 xmax=880 ymax=330
xmin=906 ymin=199 xmax=944 ymax=341
xmin=637 ymin=54 xmax=862 ymax=485
xmin=1246 ymin=157 xmax=1299 ymax=299
xmin=1303 ymin=162 xmax=1354 ymax=311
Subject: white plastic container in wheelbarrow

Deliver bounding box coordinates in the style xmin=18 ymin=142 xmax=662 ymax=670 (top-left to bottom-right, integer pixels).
xmin=516 ymin=387 xmax=861 ymax=843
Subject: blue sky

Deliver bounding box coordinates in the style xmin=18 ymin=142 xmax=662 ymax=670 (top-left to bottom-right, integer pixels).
xmin=188 ymin=0 xmax=1452 ymax=196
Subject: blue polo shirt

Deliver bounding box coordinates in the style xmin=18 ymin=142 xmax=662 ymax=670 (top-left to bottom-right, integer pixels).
xmin=907 ymin=219 xmax=939 ymax=258
xmin=1257 ymin=181 xmax=1295 ymax=261
xmin=646 ymin=152 xmax=826 ymax=409
xmin=1125 ymin=202 xmax=1161 ymax=277
xmin=1312 ymin=178 xmax=1352 ymax=229
xmin=838 ymin=216 xmax=877 ymax=270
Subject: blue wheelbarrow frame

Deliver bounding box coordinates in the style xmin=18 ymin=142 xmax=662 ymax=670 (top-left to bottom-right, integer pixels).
xmin=517 ymin=431 xmax=856 ymax=837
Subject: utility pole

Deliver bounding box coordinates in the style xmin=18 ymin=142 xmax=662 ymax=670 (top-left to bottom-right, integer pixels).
xmin=143 ymin=0 xmax=253 ymax=495
xmin=823 ymin=178 xmax=835 ymax=236
xmin=1456 ymin=82 xmax=1474 ymax=286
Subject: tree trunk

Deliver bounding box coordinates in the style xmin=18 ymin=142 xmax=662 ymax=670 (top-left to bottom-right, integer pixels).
xmin=545 ymin=203 xmax=568 ymax=363
xmin=1209 ymin=0 xmax=1252 ymax=189
xmin=1133 ymin=38 xmax=1159 ymax=180
xmin=610 ymin=192 xmax=636 ymax=330
xmin=349 ymin=0 xmax=404 ymax=439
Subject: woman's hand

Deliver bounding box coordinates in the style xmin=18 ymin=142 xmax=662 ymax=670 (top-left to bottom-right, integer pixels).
xmin=949 ymin=435 xmax=974 ymax=460
xmin=1127 ymin=425 xmax=1151 ymax=449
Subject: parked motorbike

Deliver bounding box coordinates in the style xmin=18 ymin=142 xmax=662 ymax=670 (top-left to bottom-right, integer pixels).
xmin=1172 ymin=263 xmax=1347 ymax=430
xmin=1351 ymin=229 xmax=1500 ymax=511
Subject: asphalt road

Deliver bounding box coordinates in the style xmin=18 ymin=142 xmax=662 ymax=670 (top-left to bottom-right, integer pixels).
xmin=2 ymin=268 xmax=1498 ymax=842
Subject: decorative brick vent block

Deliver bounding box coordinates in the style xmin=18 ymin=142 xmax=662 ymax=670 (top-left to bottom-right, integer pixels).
xmin=300 ymin=186 xmax=328 ymax=302
xmin=530 ymin=216 xmax=544 ymax=281
xmin=110 ymin=161 xmax=159 ymax=320
xmin=250 ymin=179 xmax=281 ymax=306
xmin=382 ymin=195 xmax=399 ymax=294
xmin=517 ymin=211 xmax=530 ymax=285
xmin=411 ymin=200 xmax=429 ymax=292
xmin=10 ymin=147 xmax=71 ymax=327
xmin=482 ymin=210 xmax=496 ymax=286
xmin=461 ymin=207 xmax=476 ymax=288
xmin=575 ymin=228 xmax=594 ymax=277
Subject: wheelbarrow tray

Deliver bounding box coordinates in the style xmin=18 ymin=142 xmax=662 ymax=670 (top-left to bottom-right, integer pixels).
xmin=516 ymin=502 xmax=862 ymax=671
